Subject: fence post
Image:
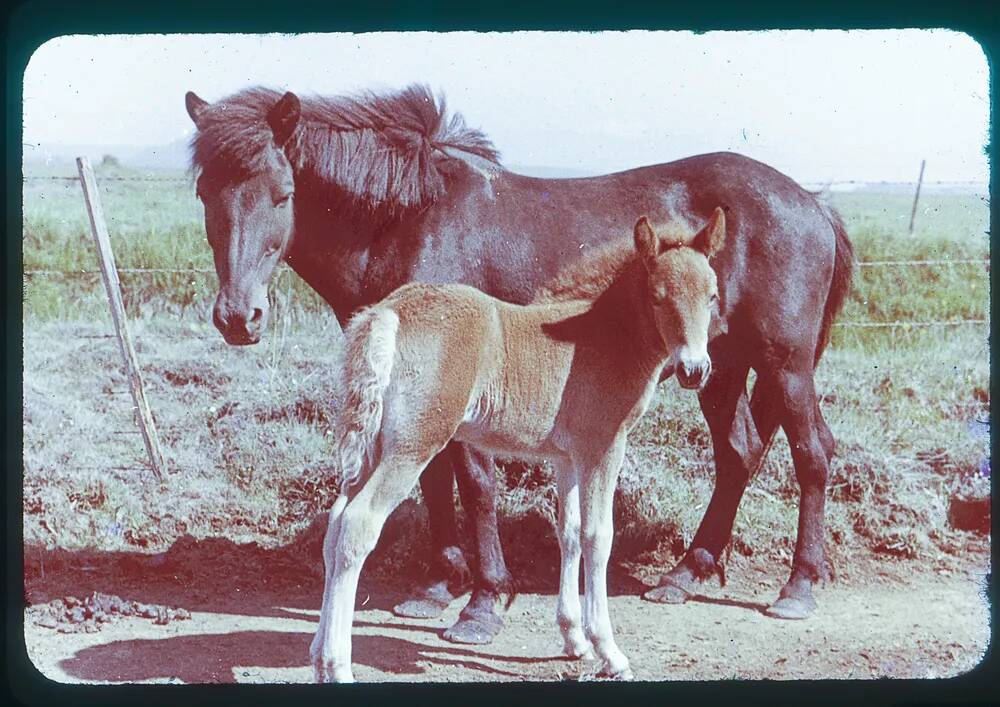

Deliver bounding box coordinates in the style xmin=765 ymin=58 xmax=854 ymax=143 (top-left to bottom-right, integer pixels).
xmin=908 ymin=159 xmax=926 ymax=236
xmin=76 ymin=157 xmax=166 ymax=481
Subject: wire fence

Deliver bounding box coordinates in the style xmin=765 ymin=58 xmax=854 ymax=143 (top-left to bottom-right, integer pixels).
xmin=22 ymin=172 xmax=991 ymax=474
xmin=22 ymin=260 xmax=991 ymax=330
xmin=22 ymin=174 xmax=991 ymax=187
xmin=21 ymin=172 xmax=990 ymax=331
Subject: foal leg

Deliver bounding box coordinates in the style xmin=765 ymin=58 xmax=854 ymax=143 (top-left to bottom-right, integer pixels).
xmin=554 ymin=460 xmax=593 ymax=659
xmin=645 ymin=355 xmax=762 ymax=604
xmin=578 ymin=438 xmax=631 ymax=679
xmin=762 ymin=364 xmax=831 ymax=620
xmin=392 ymin=449 xmax=471 ymax=618
xmin=312 ymin=452 xmax=433 ymax=683
xmin=309 ymin=494 xmax=348 ymax=678
xmin=444 ymin=444 xmax=515 ymax=645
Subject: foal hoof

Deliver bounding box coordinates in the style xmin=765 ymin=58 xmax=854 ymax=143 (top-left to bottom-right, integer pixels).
xmin=765 ymin=594 xmax=817 ymax=620
xmin=392 ymin=581 xmax=456 ymax=619
xmin=566 ymin=646 xmax=595 ymax=661
xmin=312 ymin=660 xmax=355 ymax=684
xmin=642 ymin=576 xmax=692 ymax=604
xmin=596 ymin=665 xmax=634 ymax=681
xmin=442 ymin=614 xmax=504 ymax=645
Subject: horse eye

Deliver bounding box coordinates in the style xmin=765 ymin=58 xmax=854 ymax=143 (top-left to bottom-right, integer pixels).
xmin=266 ymin=242 xmax=281 ymax=255
xmin=274 ymin=194 xmax=292 ymax=207
xmin=710 ymin=293 xmax=720 ymax=305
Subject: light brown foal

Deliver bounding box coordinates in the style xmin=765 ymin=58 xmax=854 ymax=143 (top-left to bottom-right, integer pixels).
xmin=311 ymin=209 xmax=726 ymax=682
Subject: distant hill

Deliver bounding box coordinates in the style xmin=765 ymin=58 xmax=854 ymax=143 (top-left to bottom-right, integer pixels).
xmin=22 ymin=145 xmax=986 ymax=195
xmin=507 ymin=164 xmax=602 ymax=178
xmin=23 ymin=138 xmax=191 ymax=171
xmin=127 ymin=139 xmax=191 ymax=170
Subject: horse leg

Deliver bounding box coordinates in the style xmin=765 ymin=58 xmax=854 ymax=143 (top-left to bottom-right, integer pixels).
xmin=553 ymin=458 xmax=593 ymax=659
xmin=311 ymin=452 xmax=434 ymax=683
xmin=391 ymin=448 xmax=471 ymax=618
xmin=578 ymin=437 xmax=632 ymax=679
xmin=815 ymin=401 xmax=836 ymax=463
xmin=442 ymin=444 xmax=515 ymax=645
xmin=644 ymin=355 xmax=761 ymax=604
xmin=761 ymin=364 xmax=831 ymax=620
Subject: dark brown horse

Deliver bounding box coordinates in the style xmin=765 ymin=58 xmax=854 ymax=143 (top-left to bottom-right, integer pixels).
xmin=185 ymin=85 xmax=853 ymax=645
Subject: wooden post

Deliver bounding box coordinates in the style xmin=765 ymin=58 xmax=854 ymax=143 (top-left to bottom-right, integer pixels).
xmin=908 ymin=159 xmax=926 ymax=236
xmin=76 ymin=157 xmax=165 ymax=481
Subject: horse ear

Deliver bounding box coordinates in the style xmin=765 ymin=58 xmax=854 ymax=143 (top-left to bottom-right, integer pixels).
xmin=185 ymin=91 xmax=209 ymax=127
xmin=691 ymin=207 xmax=726 ymax=259
xmin=633 ymin=216 xmax=659 ymax=268
xmin=267 ymin=91 xmax=301 ymax=147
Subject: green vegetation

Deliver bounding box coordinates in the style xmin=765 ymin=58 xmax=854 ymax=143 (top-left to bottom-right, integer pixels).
xmin=21 ymin=164 xmax=990 ymax=580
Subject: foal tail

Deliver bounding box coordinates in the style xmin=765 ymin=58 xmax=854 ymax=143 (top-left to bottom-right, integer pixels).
xmin=814 ymin=200 xmax=855 ymax=366
xmin=335 ymin=306 xmax=400 ymax=489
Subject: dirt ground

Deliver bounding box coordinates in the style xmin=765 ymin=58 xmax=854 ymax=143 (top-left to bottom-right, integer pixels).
xmin=21 ymin=535 xmax=991 ymax=683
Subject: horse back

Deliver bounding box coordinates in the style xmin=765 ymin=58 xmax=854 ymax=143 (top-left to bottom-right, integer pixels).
xmin=410 ymin=152 xmax=839 ymax=354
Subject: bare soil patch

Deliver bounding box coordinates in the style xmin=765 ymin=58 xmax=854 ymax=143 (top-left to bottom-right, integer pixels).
xmin=22 ymin=530 xmax=990 ymax=683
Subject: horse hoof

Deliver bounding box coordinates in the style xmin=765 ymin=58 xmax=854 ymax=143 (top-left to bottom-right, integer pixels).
xmin=392 ymin=597 xmax=451 ymax=619
xmin=764 ymin=595 xmax=817 ymax=620
xmin=642 ymin=576 xmax=692 ymax=604
xmin=442 ymin=615 xmax=504 ymax=645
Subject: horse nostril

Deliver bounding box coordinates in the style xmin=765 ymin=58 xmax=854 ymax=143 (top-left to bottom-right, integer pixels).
xmin=213 ymin=308 xmax=228 ymax=332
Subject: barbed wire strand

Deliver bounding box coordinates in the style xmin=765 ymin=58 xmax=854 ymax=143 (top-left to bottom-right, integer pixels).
xmin=23 ymin=319 xmax=989 ymax=341
xmin=21 ymin=174 xmax=990 ymax=186
xmin=22 ymin=258 xmax=992 ymax=278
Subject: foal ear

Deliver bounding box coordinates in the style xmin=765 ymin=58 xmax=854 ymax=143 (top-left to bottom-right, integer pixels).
xmin=691 ymin=207 xmax=727 ymax=259
xmin=634 ymin=216 xmax=659 ymax=268
xmin=185 ymin=92 xmax=209 ymax=127
xmin=267 ymin=91 xmax=301 ymax=147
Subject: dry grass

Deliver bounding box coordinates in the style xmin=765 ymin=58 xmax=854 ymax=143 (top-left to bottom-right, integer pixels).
xmin=21 ymin=165 xmax=990 ymax=580
xmin=22 ymin=312 xmax=989 ymax=581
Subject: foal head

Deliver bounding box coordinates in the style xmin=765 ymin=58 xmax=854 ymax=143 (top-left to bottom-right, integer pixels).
xmin=186 ymin=90 xmax=300 ymax=345
xmin=633 ymin=208 xmax=726 ymax=389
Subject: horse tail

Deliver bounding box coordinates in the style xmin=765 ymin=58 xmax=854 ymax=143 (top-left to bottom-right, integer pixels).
xmin=814 ymin=199 xmax=855 ymax=367
xmin=335 ymin=306 xmax=400 ymax=489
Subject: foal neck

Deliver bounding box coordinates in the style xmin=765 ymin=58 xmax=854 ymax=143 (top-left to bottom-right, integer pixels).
xmin=584 ymin=259 xmax=671 ymax=369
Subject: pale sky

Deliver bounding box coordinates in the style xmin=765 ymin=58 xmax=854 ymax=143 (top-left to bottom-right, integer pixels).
xmin=22 ymin=30 xmax=990 ymax=182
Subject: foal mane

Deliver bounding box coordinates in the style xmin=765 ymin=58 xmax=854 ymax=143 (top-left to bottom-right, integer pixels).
xmin=535 ymin=222 xmax=695 ymax=303
xmin=189 ymin=85 xmax=501 ymax=211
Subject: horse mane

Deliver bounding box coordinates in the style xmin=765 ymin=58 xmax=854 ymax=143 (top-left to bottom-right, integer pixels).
xmin=189 ymin=85 xmax=501 ymax=211
xmin=535 ymin=222 xmax=696 ymax=303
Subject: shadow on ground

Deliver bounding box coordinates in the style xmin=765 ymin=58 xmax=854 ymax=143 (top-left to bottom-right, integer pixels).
xmin=24 ymin=499 xmax=654 ymax=622
xmin=58 ymin=627 xmax=568 ymax=683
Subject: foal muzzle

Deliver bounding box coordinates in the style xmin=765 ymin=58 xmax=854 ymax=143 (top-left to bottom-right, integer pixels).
xmin=677 ymin=358 xmax=712 ymax=390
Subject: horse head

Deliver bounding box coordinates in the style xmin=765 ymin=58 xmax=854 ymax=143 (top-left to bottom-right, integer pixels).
xmin=633 ymin=207 xmax=726 ymax=389
xmin=186 ymin=90 xmax=300 ymax=345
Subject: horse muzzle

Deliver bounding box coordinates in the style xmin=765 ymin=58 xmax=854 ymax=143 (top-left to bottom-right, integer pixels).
xmin=213 ymin=300 xmax=267 ymax=346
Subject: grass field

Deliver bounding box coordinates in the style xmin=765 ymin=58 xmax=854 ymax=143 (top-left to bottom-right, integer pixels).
xmin=21 ymin=163 xmax=990 ymax=584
